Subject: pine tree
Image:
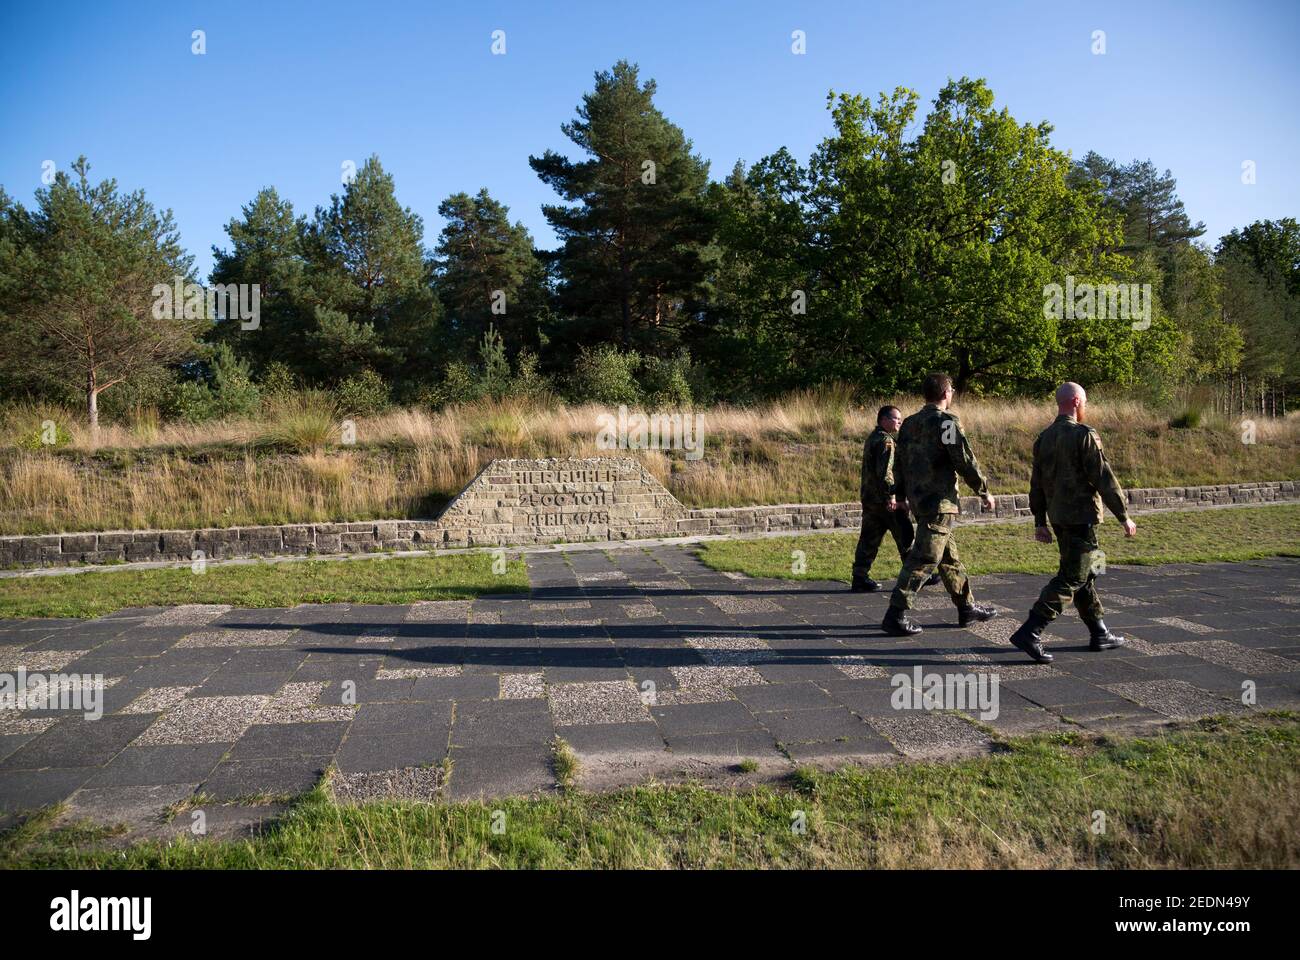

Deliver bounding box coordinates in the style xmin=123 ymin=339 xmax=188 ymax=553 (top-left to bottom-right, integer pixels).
xmin=433 ymin=189 xmax=544 ymax=355
xmin=299 ymin=155 xmax=441 ymax=394
xmin=208 ymin=187 xmax=307 ymax=376
xmin=0 ymin=157 xmax=198 ymax=431
xmin=529 ymin=60 xmax=712 ymax=354
xmin=1071 ymin=153 xmax=1206 ymax=254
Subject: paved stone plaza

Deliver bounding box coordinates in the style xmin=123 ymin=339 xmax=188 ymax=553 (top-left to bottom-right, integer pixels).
xmin=1 ymin=546 xmax=1298 ymax=835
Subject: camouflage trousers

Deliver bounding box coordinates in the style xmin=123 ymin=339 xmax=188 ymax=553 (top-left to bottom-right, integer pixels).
xmin=1031 ymin=522 xmax=1105 ymax=623
xmin=852 ymin=503 xmax=913 ymax=581
xmin=888 ymin=513 xmax=973 ymax=610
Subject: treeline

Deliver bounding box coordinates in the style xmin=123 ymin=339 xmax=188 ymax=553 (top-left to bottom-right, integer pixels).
xmin=0 ymin=62 xmax=1296 ymax=429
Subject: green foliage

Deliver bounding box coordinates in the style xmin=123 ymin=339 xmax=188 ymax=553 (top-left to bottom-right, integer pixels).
xmin=207 ymin=188 xmax=306 ymax=376
xmin=259 ymin=361 xmax=298 ymax=400
xmin=642 ymin=349 xmax=695 ymax=407
xmin=298 ymin=156 xmax=442 ymax=391
xmin=530 ymin=60 xmax=713 ymax=354
xmin=1216 ymin=219 xmax=1300 ymax=408
xmin=434 ymin=189 xmax=544 ymax=355
xmin=11 ymin=414 xmax=73 ymax=450
xmin=0 ymin=156 xmax=198 ymax=428
xmin=169 ymin=344 xmax=261 ymax=423
xmin=509 ymin=350 xmax=553 ymax=403
xmin=710 ymin=79 xmax=1137 ymax=396
xmin=421 ymin=328 xmax=554 ymax=409
xmin=1070 ymin=153 xmax=1206 ymax=254
xmin=96 ymin=367 xmax=182 ymax=423
xmin=570 ymin=344 xmax=643 ymax=405
xmin=0 ymin=75 xmax=1285 ymax=415
xmin=477 ymin=325 xmax=513 ymax=399
xmin=431 ymin=360 xmax=484 ymax=407
xmin=335 ymin=368 xmax=391 ymax=417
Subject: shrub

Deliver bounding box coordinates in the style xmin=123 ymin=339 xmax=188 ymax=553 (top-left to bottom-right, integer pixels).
xmin=428 ymin=336 xmax=553 ymax=409
xmin=336 ymin=368 xmax=391 ymax=417
xmin=11 ymin=416 xmax=73 ymax=450
xmin=97 ymin=368 xmax=177 ymax=423
xmin=508 ymin=349 xmax=553 ymax=403
xmin=642 ymin=349 xmax=695 ymax=408
xmin=259 ymin=362 xmax=298 ymax=400
xmin=431 ymin=360 xmax=485 ymax=408
xmin=170 ymin=344 xmax=261 ymax=423
xmin=477 ymin=325 xmax=513 ymax=400
xmin=570 ymin=344 xmax=643 ymax=406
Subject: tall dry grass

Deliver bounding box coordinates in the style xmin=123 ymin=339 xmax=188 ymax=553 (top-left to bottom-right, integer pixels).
xmin=3 ymin=393 xmax=1297 ymax=535
xmin=8 ymin=390 xmax=1281 ymax=454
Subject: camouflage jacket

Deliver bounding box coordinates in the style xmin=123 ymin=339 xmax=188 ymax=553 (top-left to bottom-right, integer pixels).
xmin=860 ymin=427 xmax=900 ymax=505
xmin=1029 ymin=414 xmax=1129 ymax=526
xmin=896 ymin=403 xmax=989 ymax=515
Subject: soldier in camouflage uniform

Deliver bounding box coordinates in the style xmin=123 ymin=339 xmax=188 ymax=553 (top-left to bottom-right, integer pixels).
xmin=852 ymin=406 xmax=940 ymax=592
xmin=881 ymin=374 xmax=999 ymax=637
xmin=1007 ymin=382 xmax=1138 ymax=663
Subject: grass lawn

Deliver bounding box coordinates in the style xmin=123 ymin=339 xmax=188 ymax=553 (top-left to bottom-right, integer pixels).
xmin=3 ymin=713 xmax=1296 ymax=869
xmin=2 ymin=504 xmax=1296 ymax=619
xmin=0 ymin=552 xmax=528 ymax=619
xmin=697 ymin=503 xmax=1300 ymax=583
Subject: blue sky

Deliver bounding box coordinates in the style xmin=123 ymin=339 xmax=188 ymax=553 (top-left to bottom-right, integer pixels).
xmin=2 ymin=0 xmax=1296 ymax=278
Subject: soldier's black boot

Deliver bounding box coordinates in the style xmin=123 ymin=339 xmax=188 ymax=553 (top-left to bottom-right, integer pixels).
xmin=1008 ymin=612 xmax=1053 ymax=663
xmin=1083 ymin=617 xmax=1127 ymax=651
xmin=922 ymin=572 xmax=942 ymax=588
xmin=881 ymin=605 xmax=922 ymax=636
xmin=957 ymin=603 xmax=997 ymax=626
xmin=851 ymin=577 xmax=881 ymax=593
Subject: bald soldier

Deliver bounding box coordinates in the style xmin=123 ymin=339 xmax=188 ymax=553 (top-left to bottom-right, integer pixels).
xmin=881 ymin=373 xmax=998 ymax=637
xmin=1007 ymin=382 xmax=1138 ymax=663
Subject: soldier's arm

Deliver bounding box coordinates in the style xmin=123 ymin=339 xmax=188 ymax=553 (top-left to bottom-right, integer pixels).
xmin=1029 ymin=435 xmax=1047 ymax=526
xmin=1083 ymin=430 xmax=1129 ymax=522
xmin=878 ymin=436 xmax=898 ymax=501
xmin=945 ymin=416 xmax=990 ymax=496
xmin=893 ymin=436 xmax=907 ymax=502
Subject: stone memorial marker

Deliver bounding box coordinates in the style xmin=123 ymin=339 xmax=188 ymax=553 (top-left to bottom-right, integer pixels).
xmin=435 ymin=457 xmax=685 ymax=547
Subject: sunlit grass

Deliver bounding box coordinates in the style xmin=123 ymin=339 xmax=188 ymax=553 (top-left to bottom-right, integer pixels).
xmin=697 ymin=503 xmax=1300 ymax=583
xmin=0 ymin=552 xmax=528 ymax=619
xmin=4 ymin=714 xmax=1296 ymax=869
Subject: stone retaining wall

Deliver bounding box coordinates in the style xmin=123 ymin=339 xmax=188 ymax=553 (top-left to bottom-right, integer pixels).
xmin=681 ymin=480 xmax=1299 ymax=537
xmin=2 ymin=479 xmax=1295 ymax=569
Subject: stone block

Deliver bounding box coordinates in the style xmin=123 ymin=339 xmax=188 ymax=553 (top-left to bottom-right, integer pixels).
xmin=60 ymin=534 xmax=97 ymax=552
xmin=239 ymin=526 xmax=283 ymax=541
xmin=160 ymin=532 xmax=194 ymax=552
xmin=315 ymin=534 xmax=342 ymax=553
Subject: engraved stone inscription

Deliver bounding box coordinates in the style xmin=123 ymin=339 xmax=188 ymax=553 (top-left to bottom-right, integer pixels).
xmin=434 ymin=457 xmax=684 ymax=546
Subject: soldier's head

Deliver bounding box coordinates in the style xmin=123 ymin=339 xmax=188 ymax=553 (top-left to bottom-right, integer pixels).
xmin=877 ymin=405 xmax=902 ymax=433
xmin=1056 ymin=381 xmax=1087 ymax=421
xmin=922 ymin=373 xmax=954 ymax=409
